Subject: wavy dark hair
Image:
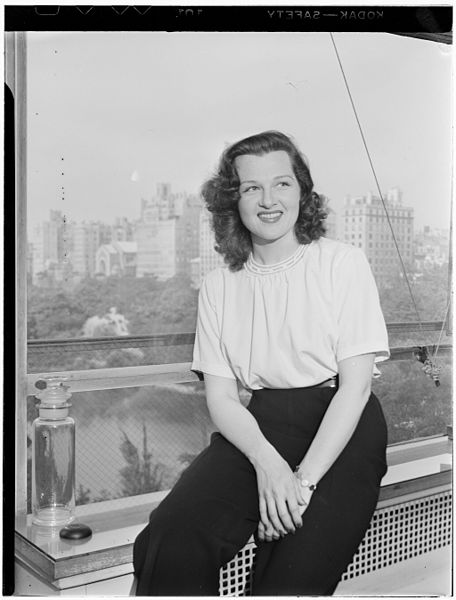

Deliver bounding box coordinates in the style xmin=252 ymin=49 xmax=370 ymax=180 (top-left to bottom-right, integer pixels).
xmin=201 ymin=130 xmax=327 ymax=271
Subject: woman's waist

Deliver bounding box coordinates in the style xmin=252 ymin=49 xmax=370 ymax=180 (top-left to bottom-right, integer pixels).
xmin=236 ymin=366 xmax=339 ymax=391
xmin=247 ymin=385 xmax=337 ymax=435
xmin=250 ymin=376 xmax=336 ymax=394
xmin=247 ymin=387 xmax=385 ymax=441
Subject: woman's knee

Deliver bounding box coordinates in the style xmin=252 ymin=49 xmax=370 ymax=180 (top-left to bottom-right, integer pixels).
xmin=147 ymin=502 xmax=190 ymax=538
xmin=133 ymin=523 xmax=150 ymax=576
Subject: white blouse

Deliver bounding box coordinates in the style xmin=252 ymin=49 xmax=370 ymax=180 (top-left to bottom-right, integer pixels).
xmin=191 ymin=237 xmax=390 ymax=390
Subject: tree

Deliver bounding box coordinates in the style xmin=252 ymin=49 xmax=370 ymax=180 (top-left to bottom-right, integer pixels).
xmin=76 ymin=484 xmax=92 ymax=505
xmin=378 ymin=265 xmax=450 ymax=323
xmin=27 ymin=273 xmax=199 ymax=349
xmin=118 ymin=425 xmax=170 ymax=496
xmin=373 ymin=355 xmax=451 ymax=444
xmin=27 ymin=287 xmax=89 ymax=340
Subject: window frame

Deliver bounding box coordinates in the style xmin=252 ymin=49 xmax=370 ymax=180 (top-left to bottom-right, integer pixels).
xmin=10 ymin=31 xmax=28 ymax=519
xmin=15 ymin=31 xmax=452 ymax=518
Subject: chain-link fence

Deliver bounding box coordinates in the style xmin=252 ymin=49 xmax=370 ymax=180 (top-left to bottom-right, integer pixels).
xmin=27 ymin=382 xmax=221 ymax=508
xmin=27 ymin=335 xmax=195 ymax=374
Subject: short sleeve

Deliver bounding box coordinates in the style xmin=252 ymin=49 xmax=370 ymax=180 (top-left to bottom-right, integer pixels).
xmin=334 ymin=248 xmax=390 ymax=364
xmin=191 ymin=273 xmax=236 ymax=379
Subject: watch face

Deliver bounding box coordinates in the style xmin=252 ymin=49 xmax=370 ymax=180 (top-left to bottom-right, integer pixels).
xmin=299 ymin=478 xmax=316 ymax=491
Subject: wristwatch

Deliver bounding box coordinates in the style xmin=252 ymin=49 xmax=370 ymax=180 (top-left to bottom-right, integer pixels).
xmin=294 ymin=467 xmax=317 ymax=492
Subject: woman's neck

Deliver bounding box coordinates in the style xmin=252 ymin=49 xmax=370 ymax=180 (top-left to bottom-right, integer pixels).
xmin=250 ymin=236 xmax=301 ymax=266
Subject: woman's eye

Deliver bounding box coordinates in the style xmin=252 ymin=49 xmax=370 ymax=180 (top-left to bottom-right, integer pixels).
xmin=277 ymin=181 xmax=291 ymax=188
xmin=242 ymin=186 xmax=259 ymax=193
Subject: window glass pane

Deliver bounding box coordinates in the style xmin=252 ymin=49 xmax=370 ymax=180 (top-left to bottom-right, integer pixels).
xmin=26 ymin=32 xmax=451 ymax=376
xmin=372 ymin=355 xmax=452 ymax=444
xmin=28 ymin=381 xmax=244 ymax=507
xmin=27 ymin=337 xmax=195 ymax=374
xmin=26 ymin=365 xmax=451 ymax=510
xmin=387 ymin=326 xmax=452 ymax=349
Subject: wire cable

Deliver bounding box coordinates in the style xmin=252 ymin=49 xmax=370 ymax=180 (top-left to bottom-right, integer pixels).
xmin=329 ymin=33 xmax=424 ymax=334
xmin=433 ymin=298 xmax=451 ymax=358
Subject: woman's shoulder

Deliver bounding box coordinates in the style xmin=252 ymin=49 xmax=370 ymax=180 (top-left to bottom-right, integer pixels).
xmin=200 ymin=264 xmax=241 ymax=291
xmin=313 ymin=236 xmax=364 ymax=263
xmin=312 ymin=238 xmax=374 ymax=288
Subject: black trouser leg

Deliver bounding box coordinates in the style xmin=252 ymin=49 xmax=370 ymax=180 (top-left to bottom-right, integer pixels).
xmin=251 ymin=392 xmax=388 ymax=596
xmin=133 ymin=433 xmax=260 ymax=596
xmin=252 ymin=461 xmax=381 ymax=595
xmin=134 ymin=389 xmax=387 ymax=596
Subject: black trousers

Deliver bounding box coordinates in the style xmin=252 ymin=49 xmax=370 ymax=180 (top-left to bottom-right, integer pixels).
xmin=133 ymin=387 xmax=388 ymax=596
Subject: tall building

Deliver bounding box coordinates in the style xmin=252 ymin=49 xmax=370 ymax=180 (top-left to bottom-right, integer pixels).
xmin=136 ymin=185 xmax=201 ymax=280
xmin=175 ymin=193 xmax=201 ymax=275
xmin=30 ymin=224 xmax=45 ymax=282
xmin=342 ymin=188 xmax=414 ymax=284
xmin=136 ymin=218 xmax=177 ymax=280
xmin=324 ymin=205 xmax=338 ymax=240
xmin=111 ymin=217 xmax=135 ymax=243
xmin=192 ymin=208 xmax=225 ymax=288
xmin=30 ymin=210 xmax=65 ymax=283
xmin=30 ymin=213 xmax=136 ymax=283
xmin=69 ymin=221 xmax=112 ymax=278
xmin=414 ymin=226 xmax=450 ymax=272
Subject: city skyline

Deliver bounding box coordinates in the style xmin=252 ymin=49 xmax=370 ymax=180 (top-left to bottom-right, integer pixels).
xmin=30 ymin=183 xmax=450 ymax=291
xmin=29 ymin=184 xmax=450 ymax=233
xmin=26 ymin=32 xmax=452 ymax=232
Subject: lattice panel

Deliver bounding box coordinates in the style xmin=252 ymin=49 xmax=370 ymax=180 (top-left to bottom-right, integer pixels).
xmin=219 ymin=490 xmax=452 ymax=595
xmin=219 ymin=541 xmax=256 ymax=596
xmin=342 ymin=490 xmax=452 ymax=580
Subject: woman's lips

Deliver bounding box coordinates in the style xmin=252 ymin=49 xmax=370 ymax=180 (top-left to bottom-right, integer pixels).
xmin=257 ymin=211 xmax=283 ymax=223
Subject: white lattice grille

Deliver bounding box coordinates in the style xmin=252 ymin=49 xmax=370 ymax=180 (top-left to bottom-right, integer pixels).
xmin=219 ymin=490 xmax=452 ymax=595
xmin=219 ymin=541 xmax=256 ymax=596
xmin=342 ymin=490 xmax=452 ymax=580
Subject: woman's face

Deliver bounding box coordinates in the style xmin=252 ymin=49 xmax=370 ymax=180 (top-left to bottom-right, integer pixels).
xmin=235 ymin=150 xmax=301 ymax=248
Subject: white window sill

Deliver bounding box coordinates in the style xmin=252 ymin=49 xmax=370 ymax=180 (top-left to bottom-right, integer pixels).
xmin=15 ymin=436 xmax=451 ymax=592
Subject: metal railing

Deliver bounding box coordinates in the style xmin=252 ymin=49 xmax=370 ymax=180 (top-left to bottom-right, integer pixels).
xmin=26 ymin=320 xmax=449 ymax=355
xmin=26 ymin=320 xmax=451 ymax=395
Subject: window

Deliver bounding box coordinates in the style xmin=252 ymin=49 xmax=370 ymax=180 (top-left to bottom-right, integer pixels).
xmin=15 ymin=31 xmax=453 ymax=515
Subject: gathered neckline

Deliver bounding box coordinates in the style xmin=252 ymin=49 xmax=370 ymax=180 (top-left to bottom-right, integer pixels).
xmin=244 ymin=242 xmax=311 ymax=276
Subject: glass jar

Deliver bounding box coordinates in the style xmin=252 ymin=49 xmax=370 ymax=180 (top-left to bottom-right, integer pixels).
xmin=32 ymin=378 xmax=75 ymax=526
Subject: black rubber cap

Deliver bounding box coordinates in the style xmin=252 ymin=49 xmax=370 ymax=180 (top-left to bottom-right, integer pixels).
xmin=59 ymin=522 xmax=93 ymax=540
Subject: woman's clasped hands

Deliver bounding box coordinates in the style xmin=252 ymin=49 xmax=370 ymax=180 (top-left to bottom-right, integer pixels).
xmin=253 ymin=447 xmax=312 ymax=543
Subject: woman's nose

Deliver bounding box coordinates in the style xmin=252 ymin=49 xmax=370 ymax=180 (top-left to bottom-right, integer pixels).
xmin=259 ymin=188 xmax=275 ymax=208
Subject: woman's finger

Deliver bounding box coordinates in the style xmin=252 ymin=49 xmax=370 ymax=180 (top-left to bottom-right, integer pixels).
xmin=286 ymin=497 xmax=304 ymax=529
xmin=257 ymin=521 xmax=266 ymax=542
xmin=267 ymin=496 xmax=293 ymax=534
xmin=258 ymin=496 xmax=269 ymax=527
xmin=266 ymin=496 xmax=286 ymax=534
xmin=259 ymin=520 xmax=281 ymax=543
xmin=277 ymin=498 xmax=298 ymax=532
xmin=297 ymin=493 xmax=307 ymax=506
xmin=259 ymin=496 xmax=284 ymax=540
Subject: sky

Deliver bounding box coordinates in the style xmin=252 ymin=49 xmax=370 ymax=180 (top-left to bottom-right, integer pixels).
xmin=26 ymin=31 xmax=452 ymax=232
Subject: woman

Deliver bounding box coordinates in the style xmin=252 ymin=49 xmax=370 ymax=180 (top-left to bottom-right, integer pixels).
xmin=133 ymin=130 xmax=389 ymax=595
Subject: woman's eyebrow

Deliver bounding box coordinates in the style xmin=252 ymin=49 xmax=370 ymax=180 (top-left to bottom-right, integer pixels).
xmin=241 ymin=174 xmax=294 ymax=183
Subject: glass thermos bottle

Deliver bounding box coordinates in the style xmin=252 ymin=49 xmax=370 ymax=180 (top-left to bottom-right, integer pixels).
xmin=32 ymin=378 xmax=75 ymax=526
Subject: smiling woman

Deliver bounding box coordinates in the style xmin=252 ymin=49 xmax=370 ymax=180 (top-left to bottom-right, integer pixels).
xmin=10 ymin=24 xmax=452 ymax=596
xmin=202 ymin=130 xmax=327 ymax=271
xmin=236 ymin=151 xmax=301 ymax=257
xmin=133 ymin=131 xmax=390 ymax=596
